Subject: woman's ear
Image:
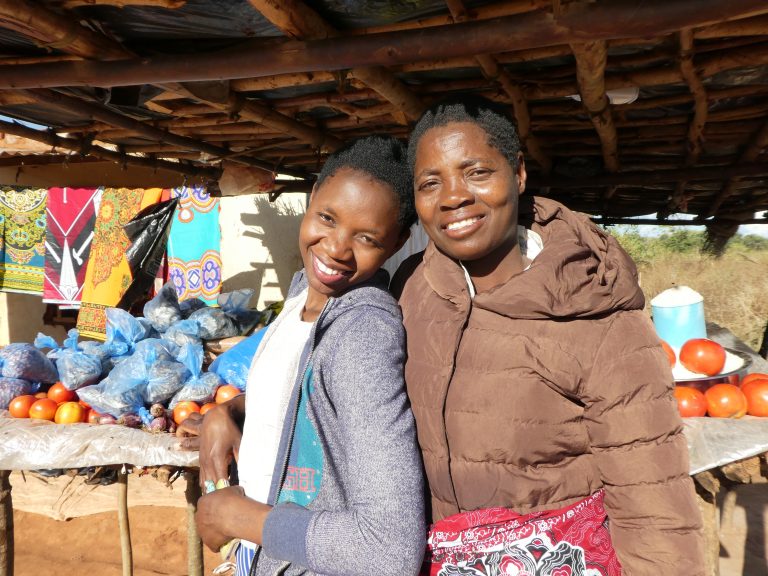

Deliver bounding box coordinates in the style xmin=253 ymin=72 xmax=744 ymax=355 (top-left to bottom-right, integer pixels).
xmin=516 ymin=154 xmax=527 ymax=195
xmin=394 ymin=227 xmax=411 ymax=254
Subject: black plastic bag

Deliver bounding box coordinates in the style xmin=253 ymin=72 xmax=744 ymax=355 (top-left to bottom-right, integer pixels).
xmin=117 ymin=197 xmax=178 ymax=311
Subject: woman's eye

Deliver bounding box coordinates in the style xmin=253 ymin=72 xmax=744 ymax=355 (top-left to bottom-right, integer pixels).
xmin=468 ymin=168 xmax=492 ymax=179
xmin=418 ymin=179 xmax=439 ymax=192
xmin=318 ymin=212 xmax=333 ymax=223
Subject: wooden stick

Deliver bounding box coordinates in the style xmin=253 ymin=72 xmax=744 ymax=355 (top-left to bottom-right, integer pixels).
xmin=0 ymin=470 xmax=12 ymax=576
xmin=61 ymin=0 xmax=187 ymax=8
xmin=695 ymin=13 xmax=768 ymax=39
xmin=184 ymin=471 xmax=203 ymax=576
xmin=0 ymin=0 xmax=129 ymax=59
xmin=0 ymin=118 xmax=222 ymax=179
xmin=1 ymin=0 xmax=765 ymax=88
xmin=117 ymin=468 xmax=133 ymax=576
xmin=570 ymin=41 xmax=619 ymax=174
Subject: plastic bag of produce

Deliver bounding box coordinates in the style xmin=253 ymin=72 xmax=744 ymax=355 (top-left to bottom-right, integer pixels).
xmin=103 ymin=307 xmax=151 ymax=357
xmin=188 ymin=306 xmax=239 ymax=340
xmin=209 ymin=327 xmax=267 ymax=391
xmin=56 ymin=329 xmax=103 ymax=391
xmin=0 ymin=377 xmax=32 ymax=409
xmin=33 ymin=333 xmax=64 ymax=359
xmin=169 ymin=343 xmax=222 ymax=407
xmin=143 ymin=282 xmax=182 ymax=333
xmin=180 ymin=298 xmax=207 ymax=318
xmin=77 ymin=374 xmax=147 ymax=418
xmin=0 ymin=343 xmax=58 ymax=383
xmin=144 ymin=359 xmax=190 ymax=404
xmin=219 ymin=289 xmax=261 ymax=333
xmin=163 ymin=319 xmax=202 ymax=348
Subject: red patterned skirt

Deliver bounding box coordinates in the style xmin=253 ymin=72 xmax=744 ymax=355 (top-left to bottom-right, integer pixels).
xmin=422 ymin=490 xmax=622 ymax=576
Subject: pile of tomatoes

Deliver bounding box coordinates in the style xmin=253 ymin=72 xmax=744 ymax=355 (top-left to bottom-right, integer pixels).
xmin=7 ymin=382 xmax=242 ymax=428
xmin=674 ymin=372 xmax=768 ymax=419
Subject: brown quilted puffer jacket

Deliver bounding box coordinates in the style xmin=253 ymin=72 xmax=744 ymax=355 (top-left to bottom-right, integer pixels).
xmin=397 ymin=197 xmax=705 ymax=575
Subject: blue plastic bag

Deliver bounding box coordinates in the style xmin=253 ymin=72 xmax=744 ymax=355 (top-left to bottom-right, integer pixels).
xmin=0 ymin=343 xmax=58 ymax=383
xmin=104 ymin=307 xmax=151 ymax=357
xmin=0 ymin=377 xmax=32 ymax=409
xmin=219 ymin=289 xmax=260 ymax=332
xmin=143 ymin=282 xmax=182 ymax=333
xmin=169 ymin=343 xmax=222 ymax=407
xmin=209 ymin=327 xmax=267 ymax=391
xmin=187 ymin=307 xmax=238 ymax=340
xmin=54 ymin=329 xmax=103 ymax=391
xmin=163 ymin=319 xmax=202 ymax=347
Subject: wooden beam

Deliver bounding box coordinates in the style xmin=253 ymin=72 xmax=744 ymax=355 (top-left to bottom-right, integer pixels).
xmin=594 ymin=217 xmax=767 ymax=226
xmin=1 ymin=0 xmax=765 ymax=88
xmin=0 ymin=0 xmax=129 ymax=59
xmin=248 ymin=0 xmax=425 ymax=121
xmin=231 ymin=71 xmax=336 ymax=92
xmin=706 ymin=118 xmax=768 ymax=217
xmin=61 ymin=0 xmax=187 ymax=7
xmin=23 ymin=88 xmax=311 ymax=176
xmin=695 ymin=13 xmax=768 ymax=39
xmin=570 ymin=41 xmax=619 ymax=174
xmin=0 ymin=118 xmax=221 ymax=179
xmin=664 ymin=29 xmax=709 ymax=217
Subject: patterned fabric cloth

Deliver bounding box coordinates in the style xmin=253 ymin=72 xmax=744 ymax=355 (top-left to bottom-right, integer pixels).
xmin=167 ymin=184 xmax=222 ymax=304
xmin=0 ymin=187 xmax=47 ymax=294
xmin=422 ymin=491 xmax=622 ymax=576
xmin=77 ymin=187 xmax=162 ymax=340
xmin=43 ymin=187 xmax=102 ymax=305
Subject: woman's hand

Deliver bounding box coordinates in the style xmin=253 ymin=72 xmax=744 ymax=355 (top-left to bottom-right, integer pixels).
xmin=176 ymin=412 xmax=203 ymax=451
xmin=196 ymin=486 xmax=271 ymax=551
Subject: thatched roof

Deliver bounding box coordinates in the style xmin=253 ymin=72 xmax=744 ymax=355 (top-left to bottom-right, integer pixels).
xmin=0 ymin=0 xmax=767 ymax=245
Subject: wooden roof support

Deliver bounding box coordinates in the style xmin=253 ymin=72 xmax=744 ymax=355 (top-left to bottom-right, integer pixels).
xmin=2 ymin=0 xmax=766 ymax=89
xmin=443 ymin=0 xmax=550 ymax=172
xmin=24 ymin=88 xmax=310 ymax=177
xmin=706 ymin=119 xmax=768 ymax=217
xmin=570 ymin=41 xmax=620 ymax=177
xmin=247 ymin=0 xmax=425 ymax=122
xmin=663 ymin=29 xmax=709 ymax=218
xmin=695 ymin=13 xmax=768 ymax=39
xmin=0 ymin=118 xmax=220 ymax=179
xmin=231 ymin=71 xmax=337 ymax=93
xmin=0 ymin=0 xmax=129 ymax=59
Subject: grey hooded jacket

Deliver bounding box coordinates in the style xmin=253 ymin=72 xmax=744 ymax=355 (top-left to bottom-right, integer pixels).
xmin=250 ymin=269 xmax=426 ymax=576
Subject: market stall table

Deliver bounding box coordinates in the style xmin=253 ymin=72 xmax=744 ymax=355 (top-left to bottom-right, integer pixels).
xmin=0 ymin=419 xmax=200 ymax=576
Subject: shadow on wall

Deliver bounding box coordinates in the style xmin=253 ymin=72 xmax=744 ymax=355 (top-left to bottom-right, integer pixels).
xmin=222 ymin=196 xmax=304 ymax=307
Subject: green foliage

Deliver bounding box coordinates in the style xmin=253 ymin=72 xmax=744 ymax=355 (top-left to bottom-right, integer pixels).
xmin=608 ymin=227 xmax=767 ymax=261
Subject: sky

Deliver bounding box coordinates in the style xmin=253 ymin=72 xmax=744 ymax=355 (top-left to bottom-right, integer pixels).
xmin=612 ymin=213 xmax=768 ymax=238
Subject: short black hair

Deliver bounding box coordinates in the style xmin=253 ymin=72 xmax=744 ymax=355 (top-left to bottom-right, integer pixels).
xmin=407 ymin=95 xmax=521 ymax=171
xmin=316 ymin=135 xmax=416 ymax=231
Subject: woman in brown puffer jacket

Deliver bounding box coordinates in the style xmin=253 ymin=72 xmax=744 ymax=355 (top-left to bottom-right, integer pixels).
xmin=394 ymin=95 xmax=705 ymax=576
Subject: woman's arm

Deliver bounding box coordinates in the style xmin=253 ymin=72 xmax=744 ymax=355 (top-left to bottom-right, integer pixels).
xmin=582 ymin=310 xmax=705 ymax=575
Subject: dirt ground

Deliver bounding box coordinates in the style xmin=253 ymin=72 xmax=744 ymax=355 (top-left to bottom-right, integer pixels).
xmin=7 ymin=471 xmax=768 ymax=575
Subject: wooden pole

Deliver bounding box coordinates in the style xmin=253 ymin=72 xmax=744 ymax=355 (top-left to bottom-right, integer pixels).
xmin=0 ymin=0 xmax=765 ymax=88
xmin=0 ymin=118 xmax=222 ymax=180
xmin=117 ymin=468 xmax=133 ymax=576
xmin=184 ymin=470 xmax=204 ymax=576
xmin=0 ymin=471 xmax=12 ymax=576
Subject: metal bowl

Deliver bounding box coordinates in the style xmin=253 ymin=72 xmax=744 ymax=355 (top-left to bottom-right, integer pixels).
xmin=674 ymin=348 xmax=753 ymax=393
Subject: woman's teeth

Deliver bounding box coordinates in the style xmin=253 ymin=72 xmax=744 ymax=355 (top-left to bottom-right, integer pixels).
xmin=446 ymin=217 xmax=480 ymax=231
xmin=316 ymin=258 xmax=344 ymax=275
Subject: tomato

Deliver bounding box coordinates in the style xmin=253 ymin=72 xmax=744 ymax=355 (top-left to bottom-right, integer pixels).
xmin=673 ymin=386 xmax=707 ymax=418
xmin=741 ymin=373 xmax=768 ymax=388
xmin=172 ymin=401 xmax=200 ymax=426
xmin=742 ymin=379 xmax=768 ymax=417
xmin=660 ymin=340 xmax=676 ymax=368
xmin=8 ymin=395 xmax=37 ymax=418
xmin=48 ymin=382 xmax=76 ymax=404
xmin=199 ymin=402 xmax=217 ymax=416
xmin=705 ymin=383 xmax=747 ymax=418
xmin=679 ymin=338 xmax=726 ymax=376
xmin=34 ymin=392 xmax=48 ymax=399
xmin=87 ymin=409 xmax=102 ymax=424
xmin=215 ymin=384 xmax=241 ymax=404
xmin=29 ymin=398 xmax=58 ymax=421
xmin=55 ymin=401 xmax=86 ymax=424
xmin=79 ymin=399 xmax=91 ymax=409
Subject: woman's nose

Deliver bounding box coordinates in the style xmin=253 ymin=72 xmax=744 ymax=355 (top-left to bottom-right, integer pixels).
xmin=324 ymin=231 xmax=352 ymax=260
xmin=439 ymin=176 xmax=473 ymax=210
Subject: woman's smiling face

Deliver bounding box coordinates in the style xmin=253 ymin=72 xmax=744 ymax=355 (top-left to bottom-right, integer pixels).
xmin=413 ymin=121 xmax=526 ymax=264
xmin=299 ymin=167 xmax=405 ymax=302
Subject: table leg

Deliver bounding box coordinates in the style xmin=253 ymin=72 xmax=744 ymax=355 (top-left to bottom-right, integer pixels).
xmin=185 ymin=470 xmax=203 ymax=576
xmin=117 ymin=467 xmax=133 ymax=576
xmin=0 ymin=470 xmax=13 ymax=576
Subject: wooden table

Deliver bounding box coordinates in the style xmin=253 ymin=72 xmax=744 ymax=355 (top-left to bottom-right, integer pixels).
xmin=0 ymin=420 xmax=201 ymax=576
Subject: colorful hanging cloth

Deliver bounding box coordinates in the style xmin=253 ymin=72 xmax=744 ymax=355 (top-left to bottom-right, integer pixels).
xmin=167 ymin=184 xmax=222 ymax=304
xmin=77 ymin=188 xmax=162 ymax=340
xmin=43 ymin=187 xmax=103 ymax=306
xmin=0 ymin=187 xmax=47 ymax=295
